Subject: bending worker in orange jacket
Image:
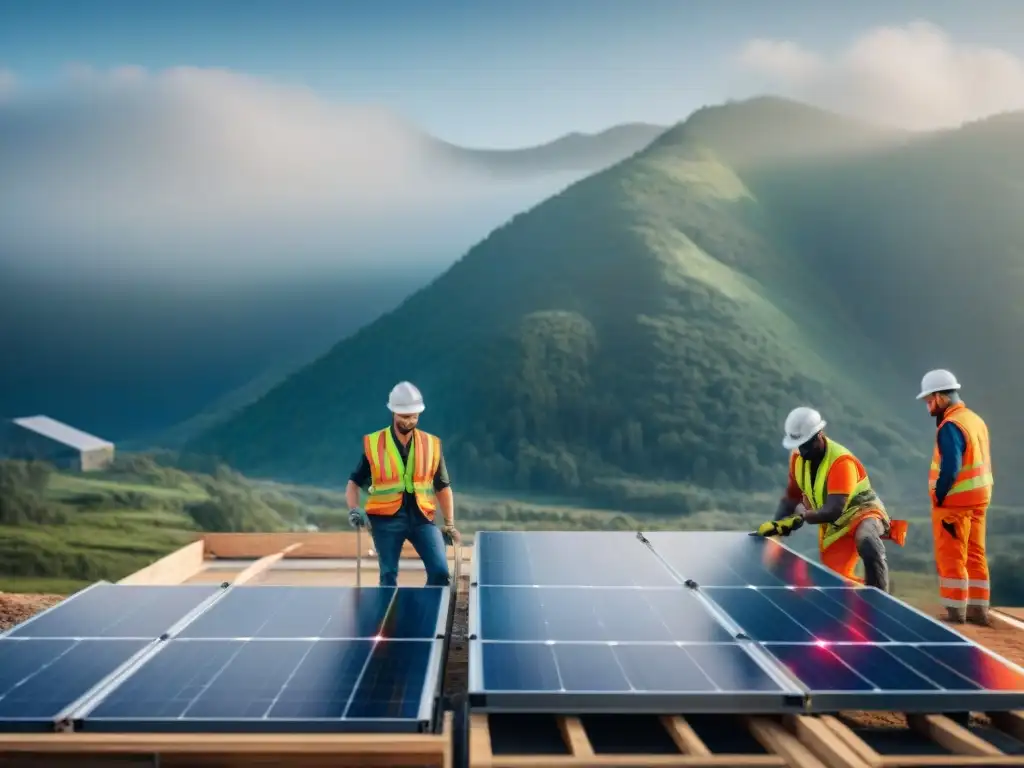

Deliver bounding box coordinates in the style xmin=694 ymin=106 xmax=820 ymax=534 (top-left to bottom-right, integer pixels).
xmin=916 ymin=369 xmax=994 ymax=625
xmin=760 ymin=407 xmax=907 ymax=590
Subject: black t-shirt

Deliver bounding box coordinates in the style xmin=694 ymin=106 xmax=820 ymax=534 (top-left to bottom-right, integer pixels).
xmin=350 ymin=426 xmax=450 ymax=521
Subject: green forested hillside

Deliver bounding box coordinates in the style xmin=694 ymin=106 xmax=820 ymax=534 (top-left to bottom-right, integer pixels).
xmin=187 ymin=97 xmax=1024 ymax=508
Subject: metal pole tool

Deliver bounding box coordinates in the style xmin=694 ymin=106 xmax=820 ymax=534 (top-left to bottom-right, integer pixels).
xmin=356 ymin=524 xmax=363 ymax=587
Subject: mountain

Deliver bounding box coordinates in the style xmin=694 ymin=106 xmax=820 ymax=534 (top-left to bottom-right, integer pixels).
xmin=433 ymin=123 xmax=668 ymax=178
xmin=1 ymin=79 xmax=663 ymax=440
xmin=186 ymin=97 xmax=1024 ymax=507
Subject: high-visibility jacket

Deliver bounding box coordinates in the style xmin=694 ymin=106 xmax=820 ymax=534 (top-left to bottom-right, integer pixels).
xmin=363 ymin=427 xmax=442 ymax=519
xmin=930 ymin=402 xmax=993 ymax=508
xmin=794 ymin=438 xmax=891 ymax=552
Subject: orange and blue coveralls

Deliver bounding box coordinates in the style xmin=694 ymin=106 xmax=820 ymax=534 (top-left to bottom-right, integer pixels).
xmin=930 ymin=402 xmax=993 ymax=612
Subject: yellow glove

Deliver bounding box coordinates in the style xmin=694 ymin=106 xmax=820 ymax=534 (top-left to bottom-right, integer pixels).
xmin=776 ymin=514 xmax=804 ymax=536
xmin=753 ymin=515 xmax=804 ymax=537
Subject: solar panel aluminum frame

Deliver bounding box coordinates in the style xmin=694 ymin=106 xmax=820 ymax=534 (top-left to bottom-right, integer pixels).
xmin=65 ymin=637 xmax=447 ymax=734
xmin=466 ymin=638 xmax=807 ymax=714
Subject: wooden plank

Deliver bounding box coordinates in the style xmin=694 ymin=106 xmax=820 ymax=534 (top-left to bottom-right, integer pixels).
xmin=820 ymin=716 xmax=881 ymax=767
xmin=483 ymin=756 xmax=784 ymax=767
xmin=0 ymin=732 xmax=446 ymax=759
xmin=200 ymin=532 xmax=474 ymax=561
xmin=469 ymin=713 xmax=493 ymax=768
xmin=906 ymin=714 xmax=1003 ymax=757
xmin=661 ymin=716 xmax=712 ymax=756
xmin=556 ymin=717 xmax=593 ymax=758
xmin=747 ymin=717 xmax=827 ymax=768
xmin=787 ymin=715 xmax=871 ymax=768
xmin=232 ymin=543 xmax=304 ymax=585
xmin=118 ymin=540 xmax=205 ymax=585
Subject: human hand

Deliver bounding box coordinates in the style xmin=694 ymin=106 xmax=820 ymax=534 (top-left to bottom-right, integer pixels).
xmin=441 ymin=522 xmax=461 ymax=545
xmin=348 ymin=507 xmax=368 ymax=528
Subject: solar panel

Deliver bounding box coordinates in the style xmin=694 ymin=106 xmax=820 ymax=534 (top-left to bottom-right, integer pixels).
xmin=476 ymin=586 xmax=734 ymax=642
xmin=470 ymin=530 xmax=1024 ymax=716
xmin=765 ymin=642 xmax=1024 ymax=712
xmin=642 ymin=531 xmax=847 ymax=587
xmin=175 ymin=586 xmax=447 ymax=640
xmin=0 ymin=638 xmax=150 ymax=730
xmin=76 ymin=638 xmax=443 ymax=733
xmin=701 ymin=587 xmax=969 ymax=644
xmin=475 ymin=531 xmax=679 ymax=587
xmin=3 ymin=583 xmax=223 ymax=640
xmin=470 ymin=640 xmax=803 ymax=713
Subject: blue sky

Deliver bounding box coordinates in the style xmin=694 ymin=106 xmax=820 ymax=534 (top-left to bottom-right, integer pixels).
xmin=2 ymin=0 xmax=1023 ymax=146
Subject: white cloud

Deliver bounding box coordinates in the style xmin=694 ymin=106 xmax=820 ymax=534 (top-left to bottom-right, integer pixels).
xmin=734 ymin=21 xmax=1024 ymax=130
xmin=0 ymin=68 xmax=15 ymax=97
xmin=0 ymin=65 xmax=581 ymax=280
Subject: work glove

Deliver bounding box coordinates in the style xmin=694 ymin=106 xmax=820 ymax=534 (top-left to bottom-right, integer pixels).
xmin=441 ymin=522 xmax=461 ymax=546
xmin=348 ymin=507 xmax=369 ymax=529
xmin=753 ymin=514 xmax=804 ymax=537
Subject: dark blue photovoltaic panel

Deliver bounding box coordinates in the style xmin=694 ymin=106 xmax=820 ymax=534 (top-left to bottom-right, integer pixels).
xmin=476 ymin=531 xmax=678 ymax=587
xmin=766 ymin=643 xmax=1024 ymax=697
xmin=643 ymin=532 xmax=847 ymax=587
xmin=83 ymin=639 xmax=435 ymax=727
xmin=480 ymin=642 xmax=785 ymax=693
xmin=478 ymin=586 xmax=733 ymax=642
xmin=0 ymin=638 xmax=148 ymax=724
xmin=5 ymin=585 xmax=220 ymax=639
xmin=702 ymin=587 xmax=969 ymax=644
xmin=176 ymin=586 xmax=442 ymax=640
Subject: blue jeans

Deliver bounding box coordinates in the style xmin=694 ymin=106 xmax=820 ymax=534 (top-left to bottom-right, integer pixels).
xmin=367 ymin=509 xmax=450 ymax=587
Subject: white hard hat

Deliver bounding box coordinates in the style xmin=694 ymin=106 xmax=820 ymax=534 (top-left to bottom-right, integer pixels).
xmin=916 ymin=369 xmax=961 ymax=400
xmin=782 ymin=406 xmax=827 ymax=450
xmin=387 ymin=381 xmax=425 ymax=414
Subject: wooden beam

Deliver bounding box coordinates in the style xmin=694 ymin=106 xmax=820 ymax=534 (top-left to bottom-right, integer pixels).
xmin=662 ymin=716 xmax=712 ymax=756
xmin=907 ymin=714 xmax=1002 ymax=757
xmin=557 ymin=716 xmax=594 ymax=758
xmin=118 ymin=540 xmax=206 ymax=585
xmin=232 ymin=543 xmax=304 ymax=585
xmin=747 ymin=718 xmax=826 ymax=768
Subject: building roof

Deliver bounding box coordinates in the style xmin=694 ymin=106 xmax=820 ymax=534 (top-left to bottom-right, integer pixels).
xmin=11 ymin=415 xmax=114 ymax=452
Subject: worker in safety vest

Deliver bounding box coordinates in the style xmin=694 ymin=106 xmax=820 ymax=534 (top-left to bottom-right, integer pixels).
xmin=756 ymin=407 xmax=907 ymax=590
xmin=345 ymin=381 xmax=461 ymax=587
xmin=916 ymin=369 xmax=993 ymax=625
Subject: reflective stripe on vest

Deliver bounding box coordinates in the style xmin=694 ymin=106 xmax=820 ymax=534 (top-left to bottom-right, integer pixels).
xmin=929 ymin=403 xmax=993 ymax=508
xmin=364 ymin=427 xmax=442 ymax=517
xmin=793 ymin=438 xmax=889 ymax=550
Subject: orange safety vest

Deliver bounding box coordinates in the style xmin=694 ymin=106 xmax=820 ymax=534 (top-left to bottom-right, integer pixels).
xmin=363 ymin=427 xmax=442 ymax=519
xmin=930 ymin=402 xmax=993 ymax=508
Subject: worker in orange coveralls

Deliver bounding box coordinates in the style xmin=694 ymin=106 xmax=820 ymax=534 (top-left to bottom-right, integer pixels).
xmin=759 ymin=407 xmax=908 ymax=591
xmin=916 ymin=369 xmax=994 ymax=625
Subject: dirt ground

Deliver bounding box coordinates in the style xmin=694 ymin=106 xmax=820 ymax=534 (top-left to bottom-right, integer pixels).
xmin=0 ymin=593 xmax=64 ymax=631
xmin=4 ymin=588 xmax=1024 ymax=730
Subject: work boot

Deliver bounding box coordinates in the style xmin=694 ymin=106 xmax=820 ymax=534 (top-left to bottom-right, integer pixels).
xmin=945 ymin=606 xmax=966 ymax=624
xmin=966 ymin=605 xmax=992 ymax=626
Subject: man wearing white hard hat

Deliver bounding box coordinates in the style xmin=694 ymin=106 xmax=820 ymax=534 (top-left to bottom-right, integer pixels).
xmin=916 ymin=369 xmax=993 ymax=625
xmin=345 ymin=381 xmax=461 ymax=587
xmin=754 ymin=406 xmax=907 ymax=589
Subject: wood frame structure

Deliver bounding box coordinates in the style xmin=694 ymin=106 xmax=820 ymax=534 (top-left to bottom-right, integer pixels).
xmin=467 ymin=710 xmax=1024 ymax=767
xmin=115 ymin=531 xmax=474 ymax=586
xmin=0 ymin=713 xmax=453 ymax=767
